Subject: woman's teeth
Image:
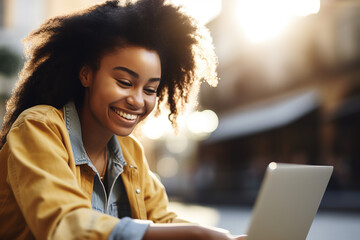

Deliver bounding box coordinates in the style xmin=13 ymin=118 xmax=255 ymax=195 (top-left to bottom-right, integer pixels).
xmin=113 ymin=108 xmax=137 ymax=120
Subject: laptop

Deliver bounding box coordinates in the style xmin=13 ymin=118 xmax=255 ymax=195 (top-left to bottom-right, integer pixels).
xmin=245 ymin=162 xmax=333 ymax=240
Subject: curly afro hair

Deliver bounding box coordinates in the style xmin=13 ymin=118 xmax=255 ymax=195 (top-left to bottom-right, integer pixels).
xmin=0 ymin=0 xmax=218 ymax=147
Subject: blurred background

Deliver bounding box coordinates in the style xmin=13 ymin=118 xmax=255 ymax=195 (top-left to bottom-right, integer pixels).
xmin=1 ymin=0 xmax=360 ymax=238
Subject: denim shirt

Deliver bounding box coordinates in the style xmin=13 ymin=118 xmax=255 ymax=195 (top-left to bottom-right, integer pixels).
xmin=63 ymin=102 xmax=150 ymax=240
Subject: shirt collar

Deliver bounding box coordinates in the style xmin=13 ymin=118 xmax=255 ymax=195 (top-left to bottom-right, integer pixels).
xmin=63 ymin=101 xmax=126 ymax=167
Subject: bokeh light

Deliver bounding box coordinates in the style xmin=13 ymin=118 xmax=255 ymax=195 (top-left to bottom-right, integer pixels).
xmin=142 ymin=114 xmax=171 ymax=140
xmin=187 ymin=110 xmax=219 ymax=134
xmin=165 ymin=134 xmax=189 ymax=154
xmin=156 ymin=156 xmax=179 ymax=178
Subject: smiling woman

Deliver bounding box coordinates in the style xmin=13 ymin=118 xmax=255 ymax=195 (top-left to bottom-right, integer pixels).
xmin=79 ymin=46 xmax=161 ymax=138
xmin=0 ymin=0 xmax=246 ymax=239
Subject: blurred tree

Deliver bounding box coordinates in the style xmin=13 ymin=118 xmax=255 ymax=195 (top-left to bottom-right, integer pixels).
xmin=0 ymin=46 xmax=21 ymax=77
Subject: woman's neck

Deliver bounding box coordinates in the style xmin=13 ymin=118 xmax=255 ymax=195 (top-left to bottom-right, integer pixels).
xmin=77 ymin=103 xmax=112 ymax=162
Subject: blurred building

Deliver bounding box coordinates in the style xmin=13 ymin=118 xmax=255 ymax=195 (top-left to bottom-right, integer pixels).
xmin=193 ymin=0 xmax=360 ymax=209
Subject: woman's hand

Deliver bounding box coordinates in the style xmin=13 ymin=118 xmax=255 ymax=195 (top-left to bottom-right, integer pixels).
xmin=143 ymin=223 xmax=247 ymax=240
xmin=234 ymin=234 xmax=247 ymax=240
xmin=198 ymin=226 xmax=247 ymax=240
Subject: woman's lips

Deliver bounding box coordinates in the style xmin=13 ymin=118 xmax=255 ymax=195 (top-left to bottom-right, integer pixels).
xmin=111 ymin=107 xmax=138 ymax=121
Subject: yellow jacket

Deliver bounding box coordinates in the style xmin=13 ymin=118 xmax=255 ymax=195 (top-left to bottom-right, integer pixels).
xmin=0 ymin=105 xmax=183 ymax=240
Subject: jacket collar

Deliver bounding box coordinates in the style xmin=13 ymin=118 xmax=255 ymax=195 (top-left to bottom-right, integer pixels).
xmin=63 ymin=101 xmax=126 ymax=167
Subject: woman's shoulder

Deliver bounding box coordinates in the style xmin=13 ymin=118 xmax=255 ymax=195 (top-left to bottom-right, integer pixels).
xmin=12 ymin=105 xmax=64 ymax=128
xmin=117 ymin=134 xmax=149 ymax=170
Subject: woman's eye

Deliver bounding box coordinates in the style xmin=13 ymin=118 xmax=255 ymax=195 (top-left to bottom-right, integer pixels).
xmin=145 ymin=88 xmax=157 ymax=95
xmin=116 ymin=79 xmax=132 ymax=87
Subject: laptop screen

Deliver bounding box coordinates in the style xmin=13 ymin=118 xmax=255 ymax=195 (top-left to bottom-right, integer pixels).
xmin=246 ymin=162 xmax=333 ymax=240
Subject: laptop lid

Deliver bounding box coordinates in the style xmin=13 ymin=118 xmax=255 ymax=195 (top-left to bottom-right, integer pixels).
xmin=246 ymin=162 xmax=333 ymax=240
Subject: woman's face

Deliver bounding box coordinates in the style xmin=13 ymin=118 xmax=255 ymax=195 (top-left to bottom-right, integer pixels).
xmin=80 ymin=45 xmax=161 ymax=137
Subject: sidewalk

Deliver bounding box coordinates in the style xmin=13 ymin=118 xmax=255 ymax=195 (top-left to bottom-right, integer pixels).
xmin=169 ymin=201 xmax=360 ymax=239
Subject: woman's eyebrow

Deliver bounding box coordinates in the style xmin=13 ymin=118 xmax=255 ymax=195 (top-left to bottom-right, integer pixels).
xmin=149 ymin=78 xmax=161 ymax=82
xmin=113 ymin=66 xmax=161 ymax=82
xmin=113 ymin=66 xmax=139 ymax=78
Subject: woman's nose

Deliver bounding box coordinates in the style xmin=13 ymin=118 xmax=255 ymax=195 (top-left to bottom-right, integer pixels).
xmin=126 ymin=89 xmax=145 ymax=109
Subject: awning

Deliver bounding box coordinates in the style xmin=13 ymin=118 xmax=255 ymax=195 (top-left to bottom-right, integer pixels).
xmin=205 ymin=90 xmax=319 ymax=143
xmin=332 ymin=94 xmax=360 ymax=120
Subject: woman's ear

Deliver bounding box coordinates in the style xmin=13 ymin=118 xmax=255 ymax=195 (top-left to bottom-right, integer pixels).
xmin=79 ymin=65 xmax=92 ymax=87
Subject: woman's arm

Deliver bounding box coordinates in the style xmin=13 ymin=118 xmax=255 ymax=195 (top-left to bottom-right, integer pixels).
xmin=143 ymin=223 xmax=247 ymax=240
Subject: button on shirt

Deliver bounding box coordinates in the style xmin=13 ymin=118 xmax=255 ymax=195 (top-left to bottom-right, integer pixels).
xmin=63 ymin=102 xmax=151 ymax=240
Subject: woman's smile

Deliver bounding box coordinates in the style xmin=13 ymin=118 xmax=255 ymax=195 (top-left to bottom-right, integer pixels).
xmin=110 ymin=106 xmax=139 ymax=121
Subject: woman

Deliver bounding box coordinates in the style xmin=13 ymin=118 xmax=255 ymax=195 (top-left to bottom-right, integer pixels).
xmin=0 ymin=0 xmax=245 ymax=239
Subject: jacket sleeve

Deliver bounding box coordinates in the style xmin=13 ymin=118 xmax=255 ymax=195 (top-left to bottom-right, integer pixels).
xmin=6 ymin=109 xmax=119 ymax=240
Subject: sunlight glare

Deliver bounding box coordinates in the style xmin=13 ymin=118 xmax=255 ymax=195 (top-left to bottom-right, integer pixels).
xmin=269 ymin=162 xmax=277 ymax=170
xmin=293 ymin=0 xmax=320 ymax=17
xmin=236 ymin=0 xmax=320 ymax=43
xmin=170 ymin=0 xmax=222 ymax=24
